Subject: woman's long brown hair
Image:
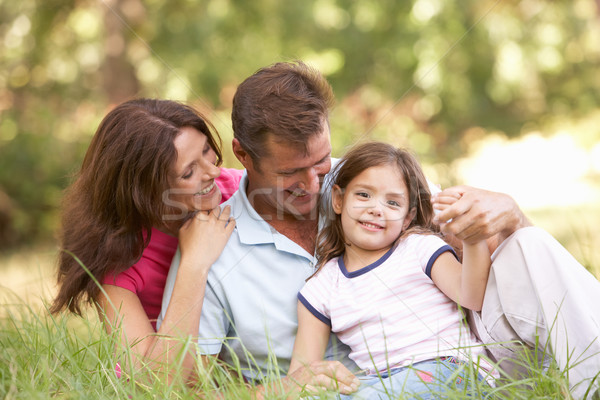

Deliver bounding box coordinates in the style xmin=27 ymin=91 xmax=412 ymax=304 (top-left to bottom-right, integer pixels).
xmin=50 ymin=99 xmax=222 ymax=315
xmin=315 ymin=142 xmax=437 ymax=274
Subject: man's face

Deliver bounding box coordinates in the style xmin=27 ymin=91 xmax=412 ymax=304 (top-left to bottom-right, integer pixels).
xmin=244 ymin=124 xmax=332 ymax=221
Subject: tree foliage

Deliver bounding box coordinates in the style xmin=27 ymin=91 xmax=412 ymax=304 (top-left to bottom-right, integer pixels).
xmin=1 ymin=0 xmax=599 ymax=247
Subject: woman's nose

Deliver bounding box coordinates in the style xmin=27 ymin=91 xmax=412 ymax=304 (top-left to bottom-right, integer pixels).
xmin=203 ymin=160 xmax=220 ymax=180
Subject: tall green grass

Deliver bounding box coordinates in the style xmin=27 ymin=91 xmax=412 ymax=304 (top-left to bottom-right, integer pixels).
xmin=0 ymin=292 xmax=251 ymax=399
xmin=1 ymin=289 xmax=598 ymax=399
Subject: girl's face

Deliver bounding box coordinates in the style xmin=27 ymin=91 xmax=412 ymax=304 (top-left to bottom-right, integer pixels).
xmin=332 ymin=164 xmax=416 ymax=263
xmin=169 ymin=126 xmax=222 ymax=213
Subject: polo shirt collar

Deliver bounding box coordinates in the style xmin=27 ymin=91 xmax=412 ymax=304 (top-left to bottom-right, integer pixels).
xmin=231 ymin=164 xmax=338 ymax=260
xmin=231 ymin=172 xmax=276 ymax=246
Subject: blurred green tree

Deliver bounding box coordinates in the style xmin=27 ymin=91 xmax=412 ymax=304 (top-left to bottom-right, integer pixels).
xmin=0 ymin=0 xmax=599 ymax=248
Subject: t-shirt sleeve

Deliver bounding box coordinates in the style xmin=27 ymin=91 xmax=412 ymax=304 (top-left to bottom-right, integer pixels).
xmin=409 ymin=234 xmax=458 ymax=279
xmin=102 ymin=264 xmax=141 ymax=294
xmin=298 ymin=262 xmax=335 ymax=326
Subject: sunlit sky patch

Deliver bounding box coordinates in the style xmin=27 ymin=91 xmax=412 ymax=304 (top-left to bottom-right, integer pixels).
xmin=455 ymin=132 xmax=600 ymax=210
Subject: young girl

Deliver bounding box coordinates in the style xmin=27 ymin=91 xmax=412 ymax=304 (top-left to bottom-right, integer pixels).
xmin=289 ymin=142 xmax=495 ymax=399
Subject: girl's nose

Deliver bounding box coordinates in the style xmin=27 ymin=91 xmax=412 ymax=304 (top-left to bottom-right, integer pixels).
xmin=367 ymin=202 xmax=383 ymax=216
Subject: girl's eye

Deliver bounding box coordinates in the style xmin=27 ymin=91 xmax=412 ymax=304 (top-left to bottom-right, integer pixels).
xmin=203 ymin=144 xmax=211 ymax=155
xmin=387 ymin=200 xmax=400 ymax=207
xmin=356 ymin=192 xmax=369 ymax=198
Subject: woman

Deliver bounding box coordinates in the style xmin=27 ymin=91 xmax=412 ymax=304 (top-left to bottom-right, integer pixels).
xmin=50 ymin=98 xmax=242 ymax=379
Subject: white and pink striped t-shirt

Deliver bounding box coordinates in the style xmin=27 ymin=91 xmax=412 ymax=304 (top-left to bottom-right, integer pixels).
xmin=299 ymin=234 xmax=493 ymax=375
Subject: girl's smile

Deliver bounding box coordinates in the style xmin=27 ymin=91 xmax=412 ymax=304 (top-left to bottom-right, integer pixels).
xmin=332 ymin=164 xmax=415 ymax=271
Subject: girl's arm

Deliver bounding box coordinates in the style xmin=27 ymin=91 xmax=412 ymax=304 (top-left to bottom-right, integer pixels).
xmin=284 ymin=301 xmax=358 ymax=397
xmin=289 ymin=301 xmax=331 ymax=374
xmin=97 ymin=206 xmax=235 ymax=381
xmin=430 ymin=190 xmax=491 ymax=311
xmin=429 ymin=241 xmax=491 ymax=311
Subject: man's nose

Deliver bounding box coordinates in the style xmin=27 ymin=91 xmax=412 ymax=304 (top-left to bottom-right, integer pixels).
xmin=298 ymin=168 xmax=320 ymax=193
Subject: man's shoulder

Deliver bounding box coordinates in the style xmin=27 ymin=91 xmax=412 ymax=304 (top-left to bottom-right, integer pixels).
xmin=209 ymin=199 xmax=275 ymax=279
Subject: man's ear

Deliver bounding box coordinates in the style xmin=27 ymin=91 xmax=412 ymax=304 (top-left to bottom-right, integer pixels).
xmin=403 ymin=207 xmax=417 ymax=230
xmin=332 ymin=185 xmax=343 ymax=215
xmin=232 ymin=138 xmax=252 ymax=170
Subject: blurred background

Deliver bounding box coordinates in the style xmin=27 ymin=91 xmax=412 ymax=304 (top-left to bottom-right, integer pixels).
xmin=1 ymin=0 xmax=599 ymax=303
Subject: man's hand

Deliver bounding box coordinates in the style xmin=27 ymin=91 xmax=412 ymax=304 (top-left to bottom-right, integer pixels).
xmin=282 ymin=360 xmax=359 ymax=398
xmin=432 ymin=186 xmax=531 ymax=251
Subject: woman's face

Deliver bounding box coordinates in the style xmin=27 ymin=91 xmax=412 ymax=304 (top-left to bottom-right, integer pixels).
xmin=168 ymin=126 xmax=222 ymax=214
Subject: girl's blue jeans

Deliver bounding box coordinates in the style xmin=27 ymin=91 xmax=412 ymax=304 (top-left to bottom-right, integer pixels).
xmin=338 ymin=358 xmax=490 ymax=400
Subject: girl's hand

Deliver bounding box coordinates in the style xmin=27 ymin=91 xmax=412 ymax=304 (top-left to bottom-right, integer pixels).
xmin=431 ymin=187 xmax=463 ymax=213
xmin=284 ymin=361 xmax=360 ymax=397
xmin=178 ymin=205 xmax=236 ymax=270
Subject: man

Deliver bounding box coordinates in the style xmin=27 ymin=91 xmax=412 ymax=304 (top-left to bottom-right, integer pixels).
xmin=160 ymin=61 xmax=600 ymax=398
xmin=162 ymin=61 xmax=360 ymax=395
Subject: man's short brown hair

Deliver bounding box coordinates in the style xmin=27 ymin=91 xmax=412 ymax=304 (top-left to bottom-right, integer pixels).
xmin=231 ymin=61 xmax=334 ymax=164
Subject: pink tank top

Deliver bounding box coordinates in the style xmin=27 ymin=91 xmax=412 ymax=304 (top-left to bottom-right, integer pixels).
xmin=102 ymin=167 xmax=243 ymax=329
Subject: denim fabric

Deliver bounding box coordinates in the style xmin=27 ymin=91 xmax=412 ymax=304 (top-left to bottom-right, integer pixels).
xmin=338 ymin=358 xmax=489 ymax=400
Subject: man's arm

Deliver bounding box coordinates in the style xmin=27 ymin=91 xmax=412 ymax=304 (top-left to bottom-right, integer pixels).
xmin=432 ymin=185 xmax=532 ymax=254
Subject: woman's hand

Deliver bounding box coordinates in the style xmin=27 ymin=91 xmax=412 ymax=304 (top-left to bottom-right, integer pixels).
xmin=178 ymin=205 xmax=236 ymax=271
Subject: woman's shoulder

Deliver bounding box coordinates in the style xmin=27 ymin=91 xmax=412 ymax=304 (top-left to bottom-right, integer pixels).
xmin=103 ymin=228 xmax=177 ymax=290
xmin=216 ymin=167 xmax=243 ymax=203
xmin=218 ymin=167 xmax=243 ymax=180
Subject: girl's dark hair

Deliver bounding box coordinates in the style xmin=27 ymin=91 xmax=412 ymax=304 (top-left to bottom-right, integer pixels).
xmin=315 ymin=141 xmax=437 ymax=272
xmin=51 ymin=98 xmax=222 ymax=315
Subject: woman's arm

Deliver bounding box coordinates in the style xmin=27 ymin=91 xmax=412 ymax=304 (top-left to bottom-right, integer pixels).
xmin=97 ymin=206 xmax=235 ymax=381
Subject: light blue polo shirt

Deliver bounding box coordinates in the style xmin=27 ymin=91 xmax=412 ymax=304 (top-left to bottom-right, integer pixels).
xmin=159 ymin=170 xmax=354 ymax=380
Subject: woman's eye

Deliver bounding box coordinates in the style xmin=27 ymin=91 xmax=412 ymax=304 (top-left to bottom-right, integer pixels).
xmin=182 ymin=170 xmax=193 ymax=180
xmin=203 ymin=145 xmax=211 ymax=155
